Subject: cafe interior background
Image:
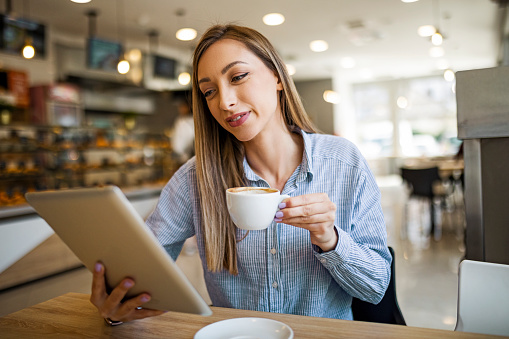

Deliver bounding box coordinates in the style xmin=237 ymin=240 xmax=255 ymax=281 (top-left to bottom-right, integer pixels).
xmin=0 ymin=0 xmax=507 ymax=331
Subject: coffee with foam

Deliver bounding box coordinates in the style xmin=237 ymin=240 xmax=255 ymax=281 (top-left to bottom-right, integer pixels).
xmin=229 ymin=187 xmax=277 ymax=195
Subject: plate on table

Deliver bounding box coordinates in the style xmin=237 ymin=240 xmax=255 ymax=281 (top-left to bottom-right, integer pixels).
xmin=194 ymin=317 xmax=294 ymax=339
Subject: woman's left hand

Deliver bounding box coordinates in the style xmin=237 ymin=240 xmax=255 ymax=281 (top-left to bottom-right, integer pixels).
xmin=275 ymin=193 xmax=338 ymax=252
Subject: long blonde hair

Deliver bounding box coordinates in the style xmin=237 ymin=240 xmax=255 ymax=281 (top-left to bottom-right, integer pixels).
xmin=192 ymin=24 xmax=317 ymax=274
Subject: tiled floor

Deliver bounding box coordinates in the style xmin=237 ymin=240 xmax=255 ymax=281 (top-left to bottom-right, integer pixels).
xmin=0 ymin=177 xmax=466 ymax=331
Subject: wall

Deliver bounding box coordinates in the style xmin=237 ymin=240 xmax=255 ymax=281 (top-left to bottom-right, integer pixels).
xmin=295 ymin=79 xmax=335 ymax=135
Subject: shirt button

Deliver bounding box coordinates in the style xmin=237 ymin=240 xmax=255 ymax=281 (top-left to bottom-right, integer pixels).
xmin=270 ymin=248 xmax=276 ymax=255
xmin=272 ymin=281 xmax=278 ymax=289
xmin=320 ymin=258 xmax=327 ymax=264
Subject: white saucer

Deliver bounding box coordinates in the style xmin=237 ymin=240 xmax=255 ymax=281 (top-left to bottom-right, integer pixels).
xmin=194 ymin=317 xmax=294 ymax=339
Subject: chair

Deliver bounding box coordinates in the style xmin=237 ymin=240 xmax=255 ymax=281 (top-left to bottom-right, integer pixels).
xmin=352 ymin=247 xmax=406 ymax=325
xmin=400 ymin=166 xmax=446 ymax=237
xmin=455 ymin=260 xmax=509 ymax=336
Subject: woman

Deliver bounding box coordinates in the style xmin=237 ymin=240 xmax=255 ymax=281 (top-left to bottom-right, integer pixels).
xmin=90 ymin=24 xmax=391 ymax=323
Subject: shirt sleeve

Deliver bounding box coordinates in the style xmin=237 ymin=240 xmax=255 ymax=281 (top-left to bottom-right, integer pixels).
xmin=145 ymin=164 xmax=196 ymax=260
xmin=313 ymin=168 xmax=391 ymax=304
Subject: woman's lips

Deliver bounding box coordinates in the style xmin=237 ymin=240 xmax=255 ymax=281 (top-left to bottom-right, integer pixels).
xmin=226 ymin=111 xmax=250 ymax=127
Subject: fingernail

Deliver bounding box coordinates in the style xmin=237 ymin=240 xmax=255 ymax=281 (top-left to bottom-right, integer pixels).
xmin=274 ymin=218 xmax=282 ymax=223
xmin=95 ymin=263 xmax=102 ymax=273
xmin=124 ymin=280 xmax=134 ymax=288
xmin=140 ymin=295 xmax=150 ymax=303
xmin=275 ymin=211 xmax=283 ymax=218
xmin=278 ymin=202 xmax=286 ymax=209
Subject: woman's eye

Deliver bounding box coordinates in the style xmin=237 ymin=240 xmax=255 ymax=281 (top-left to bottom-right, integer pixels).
xmin=203 ymin=89 xmax=214 ymax=98
xmin=231 ymin=72 xmax=249 ymax=83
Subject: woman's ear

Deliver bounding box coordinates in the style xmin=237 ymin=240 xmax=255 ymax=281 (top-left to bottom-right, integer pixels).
xmin=275 ymin=76 xmax=283 ymax=91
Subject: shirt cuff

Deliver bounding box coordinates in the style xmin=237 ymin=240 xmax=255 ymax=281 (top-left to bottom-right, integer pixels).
xmin=313 ymin=226 xmax=351 ymax=267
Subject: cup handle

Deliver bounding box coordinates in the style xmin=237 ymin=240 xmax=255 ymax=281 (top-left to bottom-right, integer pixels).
xmin=279 ymin=194 xmax=290 ymax=206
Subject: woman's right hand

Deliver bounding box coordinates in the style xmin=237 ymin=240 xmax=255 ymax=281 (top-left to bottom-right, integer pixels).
xmin=90 ymin=262 xmax=165 ymax=323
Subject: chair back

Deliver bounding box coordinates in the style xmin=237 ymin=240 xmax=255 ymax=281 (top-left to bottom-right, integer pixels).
xmin=352 ymin=247 xmax=406 ymax=325
xmin=455 ymin=260 xmax=509 ymax=336
xmin=400 ymin=167 xmax=441 ymax=198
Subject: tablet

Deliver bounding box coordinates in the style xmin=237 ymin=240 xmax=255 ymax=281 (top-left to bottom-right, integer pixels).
xmin=25 ymin=186 xmax=212 ymax=316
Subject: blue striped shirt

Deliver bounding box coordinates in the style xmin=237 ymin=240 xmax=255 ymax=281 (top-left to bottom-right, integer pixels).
xmin=146 ymin=130 xmax=391 ymax=320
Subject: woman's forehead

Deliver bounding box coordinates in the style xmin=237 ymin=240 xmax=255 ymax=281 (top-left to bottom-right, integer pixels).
xmin=197 ymin=39 xmax=258 ymax=75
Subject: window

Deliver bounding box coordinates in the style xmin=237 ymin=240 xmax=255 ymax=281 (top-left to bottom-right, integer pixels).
xmin=353 ymin=75 xmax=460 ymax=159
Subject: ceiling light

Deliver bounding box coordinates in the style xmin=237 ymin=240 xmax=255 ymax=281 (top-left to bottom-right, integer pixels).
xmin=128 ymin=48 xmax=142 ymax=62
xmin=176 ymin=28 xmax=197 ymax=41
xmin=117 ymin=59 xmax=130 ymax=74
xmin=323 ymin=90 xmax=340 ymax=104
xmin=340 ymin=57 xmax=356 ymax=69
xmin=431 ymin=32 xmax=443 ymax=46
xmin=401 ymin=0 xmax=419 ymax=2
xmin=429 ymin=46 xmax=444 ymax=58
xmin=22 ymin=43 xmax=35 ymax=59
xmin=178 ymin=72 xmax=191 ymax=85
xmin=263 ymin=13 xmax=285 ymax=26
xmin=309 ymin=40 xmax=328 ymax=52
xmin=444 ymin=69 xmax=455 ymax=82
xmin=71 ymin=0 xmax=92 ymax=3
xmin=417 ymin=25 xmax=436 ymax=37
xmin=397 ymin=96 xmax=408 ymax=109
xmin=285 ymin=64 xmax=296 ymax=76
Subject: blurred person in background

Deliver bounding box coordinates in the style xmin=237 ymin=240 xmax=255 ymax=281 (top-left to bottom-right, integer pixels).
xmin=171 ymin=96 xmax=195 ymax=166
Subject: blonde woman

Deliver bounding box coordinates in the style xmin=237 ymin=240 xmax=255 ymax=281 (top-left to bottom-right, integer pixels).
xmin=91 ymin=24 xmax=390 ymax=323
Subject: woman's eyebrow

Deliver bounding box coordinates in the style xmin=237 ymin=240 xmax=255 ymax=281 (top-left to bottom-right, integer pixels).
xmin=198 ymin=61 xmax=248 ymax=85
xmin=221 ymin=61 xmax=247 ymax=74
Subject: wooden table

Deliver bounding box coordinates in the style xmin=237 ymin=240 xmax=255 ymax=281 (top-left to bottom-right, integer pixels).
xmin=0 ymin=293 xmax=501 ymax=338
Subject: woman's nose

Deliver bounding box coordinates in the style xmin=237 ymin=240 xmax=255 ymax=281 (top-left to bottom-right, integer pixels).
xmin=218 ymin=87 xmax=237 ymax=111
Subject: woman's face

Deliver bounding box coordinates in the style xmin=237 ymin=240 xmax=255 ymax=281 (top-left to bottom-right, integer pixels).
xmin=197 ymin=39 xmax=283 ymax=142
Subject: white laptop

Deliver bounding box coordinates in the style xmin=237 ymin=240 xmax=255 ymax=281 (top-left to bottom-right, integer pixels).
xmin=25 ymin=186 xmax=212 ymax=316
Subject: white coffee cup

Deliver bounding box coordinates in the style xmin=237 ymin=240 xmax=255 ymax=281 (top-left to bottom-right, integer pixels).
xmin=226 ymin=187 xmax=290 ymax=230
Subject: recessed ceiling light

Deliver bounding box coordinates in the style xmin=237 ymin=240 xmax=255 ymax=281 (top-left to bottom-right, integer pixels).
xmin=263 ymin=13 xmax=285 ymax=26
xmin=176 ymin=28 xmax=197 ymax=41
xmin=418 ymin=25 xmax=436 ymax=37
xmin=70 ymin=0 xmax=92 ymax=3
xmin=309 ymin=40 xmax=328 ymax=52
xmin=401 ymin=0 xmax=419 ymax=3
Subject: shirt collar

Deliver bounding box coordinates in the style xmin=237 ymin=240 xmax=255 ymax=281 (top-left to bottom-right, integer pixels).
xmin=243 ymin=128 xmax=314 ymax=184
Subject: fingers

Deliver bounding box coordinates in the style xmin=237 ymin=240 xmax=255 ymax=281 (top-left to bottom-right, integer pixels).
xmin=276 ymin=193 xmax=338 ymax=251
xmin=282 ymin=193 xmax=330 ymax=208
xmin=110 ymin=292 xmax=164 ymax=322
xmin=90 ymin=262 xmax=163 ymax=323
xmin=90 ymin=262 xmax=108 ymax=308
xmin=100 ymin=278 xmax=136 ymax=317
xmin=277 ymin=194 xmax=336 ymax=226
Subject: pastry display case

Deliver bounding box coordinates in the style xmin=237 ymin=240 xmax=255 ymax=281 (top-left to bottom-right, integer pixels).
xmin=0 ymin=124 xmax=176 ymax=212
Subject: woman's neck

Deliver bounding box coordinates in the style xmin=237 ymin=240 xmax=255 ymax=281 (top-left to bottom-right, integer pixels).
xmin=243 ymin=127 xmax=303 ymax=192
